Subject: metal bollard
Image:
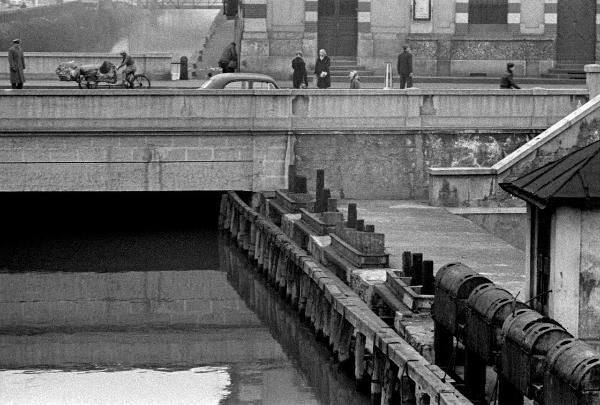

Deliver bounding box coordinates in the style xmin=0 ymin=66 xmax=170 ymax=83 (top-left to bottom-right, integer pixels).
xmin=384 ymin=62 xmax=393 ymax=90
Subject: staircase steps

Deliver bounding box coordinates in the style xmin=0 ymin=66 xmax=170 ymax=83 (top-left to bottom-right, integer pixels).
xmin=542 ymin=65 xmax=586 ymax=80
xmin=328 ymin=56 xmax=376 ymax=82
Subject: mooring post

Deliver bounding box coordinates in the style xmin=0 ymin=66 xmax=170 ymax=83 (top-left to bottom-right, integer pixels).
xmin=411 ymin=253 xmax=423 ymax=286
xmin=327 ymin=197 xmax=337 ymax=212
xmin=402 ymin=251 xmax=412 ymax=277
xmin=315 ymin=169 xmax=325 ymax=212
xmin=422 ymin=260 xmax=434 ymax=294
xmin=355 ymin=332 xmax=367 ymax=390
xmin=348 ymin=203 xmax=358 ymax=228
xmin=356 ymin=219 xmax=365 ymax=231
xmin=365 ymin=224 xmax=375 ymax=232
xmin=371 ymin=348 xmax=383 ymax=405
xmin=321 ymin=188 xmax=331 ymax=213
xmin=465 ymin=349 xmax=486 ymax=404
xmin=288 ymin=164 xmax=296 ymax=193
xmin=295 ymin=175 xmax=308 ymax=193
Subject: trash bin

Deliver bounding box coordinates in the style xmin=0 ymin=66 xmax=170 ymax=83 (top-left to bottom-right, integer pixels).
xmin=180 ymin=56 xmax=188 ymax=80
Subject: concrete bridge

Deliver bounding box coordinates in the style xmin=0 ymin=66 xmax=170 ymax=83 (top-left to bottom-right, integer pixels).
xmin=0 ymin=88 xmax=587 ymax=198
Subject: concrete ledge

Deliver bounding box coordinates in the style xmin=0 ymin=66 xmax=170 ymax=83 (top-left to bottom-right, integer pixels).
xmin=446 ymin=207 xmax=527 ymax=215
xmin=0 ymin=52 xmax=173 ymax=81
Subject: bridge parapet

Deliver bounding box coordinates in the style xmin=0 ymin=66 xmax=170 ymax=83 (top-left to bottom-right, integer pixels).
xmin=0 ymin=88 xmax=586 ymax=132
xmin=0 ymin=89 xmax=588 ymax=194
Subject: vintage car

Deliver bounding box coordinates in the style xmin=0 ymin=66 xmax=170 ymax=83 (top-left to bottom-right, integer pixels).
xmin=199 ymin=73 xmax=279 ymax=89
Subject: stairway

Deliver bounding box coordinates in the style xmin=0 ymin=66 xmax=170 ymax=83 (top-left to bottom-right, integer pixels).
xmin=197 ymin=11 xmax=235 ymax=71
xmin=541 ymin=64 xmax=586 ymax=80
xmin=329 ymin=57 xmax=377 ymax=83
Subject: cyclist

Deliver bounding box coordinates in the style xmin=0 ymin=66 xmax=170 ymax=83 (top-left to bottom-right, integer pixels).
xmin=118 ymin=50 xmax=136 ymax=86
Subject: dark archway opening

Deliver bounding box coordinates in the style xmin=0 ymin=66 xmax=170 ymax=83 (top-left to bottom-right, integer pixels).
xmin=0 ymin=191 xmax=251 ymax=273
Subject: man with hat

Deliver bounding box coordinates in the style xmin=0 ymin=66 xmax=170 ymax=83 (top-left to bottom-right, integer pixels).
xmin=500 ymin=62 xmax=520 ymax=89
xmin=8 ymin=39 xmax=25 ymax=89
xmin=397 ymin=44 xmax=413 ymax=89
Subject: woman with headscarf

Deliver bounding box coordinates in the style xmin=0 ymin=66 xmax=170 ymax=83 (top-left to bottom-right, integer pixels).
xmin=292 ymin=51 xmax=308 ymax=89
xmin=314 ymin=49 xmax=331 ymax=89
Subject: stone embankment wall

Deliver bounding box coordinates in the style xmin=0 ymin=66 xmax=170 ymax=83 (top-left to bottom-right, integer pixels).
xmin=219 ymin=191 xmax=472 ymax=405
xmin=0 ymin=89 xmax=585 ymax=197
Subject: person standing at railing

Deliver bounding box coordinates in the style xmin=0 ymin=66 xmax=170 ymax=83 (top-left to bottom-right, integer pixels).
xmin=8 ymin=39 xmax=25 ymax=89
xmin=292 ymin=51 xmax=308 ymax=89
xmin=500 ymin=62 xmax=521 ymax=89
xmin=314 ymin=49 xmax=331 ymax=89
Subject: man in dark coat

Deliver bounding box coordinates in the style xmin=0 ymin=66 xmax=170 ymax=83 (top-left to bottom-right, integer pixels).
xmin=500 ymin=62 xmax=521 ymax=89
xmin=314 ymin=49 xmax=331 ymax=89
xmin=219 ymin=42 xmax=237 ymax=73
xmin=292 ymin=51 xmax=308 ymax=89
xmin=8 ymin=39 xmax=25 ymax=89
xmin=396 ymin=44 xmax=413 ymax=89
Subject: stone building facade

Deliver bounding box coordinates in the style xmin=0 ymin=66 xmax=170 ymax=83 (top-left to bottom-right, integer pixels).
xmin=234 ymin=0 xmax=600 ymax=79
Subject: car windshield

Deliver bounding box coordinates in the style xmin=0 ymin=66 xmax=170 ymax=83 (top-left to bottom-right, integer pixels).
xmin=200 ymin=79 xmax=215 ymax=89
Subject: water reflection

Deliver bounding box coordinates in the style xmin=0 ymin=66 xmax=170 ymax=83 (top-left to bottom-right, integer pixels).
xmin=0 ymin=229 xmax=368 ymax=404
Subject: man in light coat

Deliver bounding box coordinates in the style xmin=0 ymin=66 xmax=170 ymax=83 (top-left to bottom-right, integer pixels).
xmin=8 ymin=39 xmax=25 ymax=89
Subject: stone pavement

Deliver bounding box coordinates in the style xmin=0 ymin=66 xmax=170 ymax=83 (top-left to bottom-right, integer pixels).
xmin=1 ymin=78 xmax=587 ymax=90
xmin=338 ymin=200 xmax=526 ymax=296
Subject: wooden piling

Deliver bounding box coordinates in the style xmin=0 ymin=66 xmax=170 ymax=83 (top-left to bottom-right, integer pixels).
xmin=381 ymin=358 xmax=398 ymax=405
xmin=355 ymin=332 xmax=366 ymax=389
xmin=356 ymin=219 xmax=365 ymax=231
xmin=371 ymin=348 xmax=383 ymax=405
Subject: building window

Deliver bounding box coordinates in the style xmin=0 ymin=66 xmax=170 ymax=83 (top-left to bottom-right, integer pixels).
xmin=469 ymin=0 xmax=508 ymax=24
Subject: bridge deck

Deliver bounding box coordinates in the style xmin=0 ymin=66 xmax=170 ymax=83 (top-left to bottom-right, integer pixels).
xmin=339 ymin=200 xmax=525 ymax=295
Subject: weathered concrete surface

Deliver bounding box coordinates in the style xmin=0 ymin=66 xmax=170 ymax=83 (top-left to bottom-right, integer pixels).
xmin=339 ymin=200 xmax=525 ymax=295
xmin=579 ymin=209 xmax=600 ymax=345
xmin=0 ymin=133 xmax=291 ymax=192
xmin=429 ymin=94 xmax=600 ymax=207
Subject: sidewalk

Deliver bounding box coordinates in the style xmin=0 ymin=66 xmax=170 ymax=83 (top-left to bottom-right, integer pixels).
xmin=338 ymin=200 xmax=526 ymax=296
xmin=1 ymin=77 xmax=587 ymax=90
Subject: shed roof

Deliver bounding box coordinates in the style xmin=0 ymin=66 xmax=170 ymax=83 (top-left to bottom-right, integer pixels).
xmin=499 ymin=140 xmax=600 ymax=209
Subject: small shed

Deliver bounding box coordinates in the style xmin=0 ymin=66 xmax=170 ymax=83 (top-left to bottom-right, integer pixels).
xmin=500 ymin=140 xmax=600 ymax=349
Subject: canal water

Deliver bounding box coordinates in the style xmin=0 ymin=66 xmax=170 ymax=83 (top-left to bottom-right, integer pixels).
xmin=0 ymin=192 xmax=369 ymax=405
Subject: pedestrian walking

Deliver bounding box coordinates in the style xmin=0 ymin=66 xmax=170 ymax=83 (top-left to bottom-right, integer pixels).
xmin=219 ymin=42 xmax=237 ymax=74
xmin=397 ymin=44 xmax=413 ymax=89
xmin=314 ymin=49 xmax=331 ymax=89
xmin=8 ymin=39 xmax=25 ymax=89
xmin=500 ymin=62 xmax=521 ymax=89
xmin=349 ymin=70 xmax=361 ymax=89
xmin=292 ymin=51 xmax=308 ymax=89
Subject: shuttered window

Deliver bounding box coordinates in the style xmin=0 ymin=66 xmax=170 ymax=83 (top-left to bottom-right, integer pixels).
xmin=469 ymin=0 xmax=508 ymax=24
